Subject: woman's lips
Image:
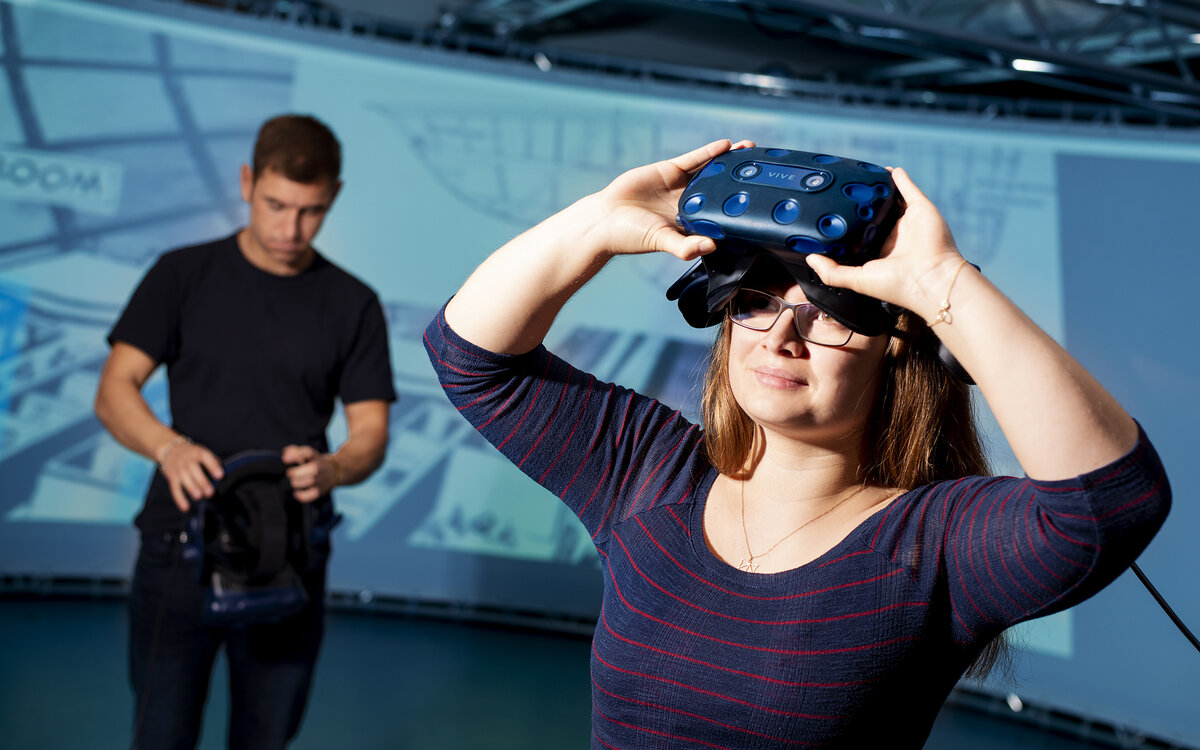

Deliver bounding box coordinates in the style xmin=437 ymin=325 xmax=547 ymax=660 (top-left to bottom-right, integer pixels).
xmin=753 ymin=366 xmax=808 ymax=389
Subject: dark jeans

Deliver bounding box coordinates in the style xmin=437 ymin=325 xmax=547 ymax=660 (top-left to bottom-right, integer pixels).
xmin=128 ymin=531 xmax=327 ymax=750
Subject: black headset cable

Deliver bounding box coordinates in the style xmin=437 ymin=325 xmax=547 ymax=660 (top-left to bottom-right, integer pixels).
xmin=1132 ymin=562 xmax=1200 ymax=654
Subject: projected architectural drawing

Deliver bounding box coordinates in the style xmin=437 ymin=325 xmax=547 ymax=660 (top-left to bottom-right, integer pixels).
xmin=0 ymin=1 xmax=292 ymax=530
xmin=0 ymin=0 xmax=1053 ymax=566
xmin=4 ymin=3 xmax=1200 ymax=745
xmin=367 ymin=101 xmax=1053 ymax=272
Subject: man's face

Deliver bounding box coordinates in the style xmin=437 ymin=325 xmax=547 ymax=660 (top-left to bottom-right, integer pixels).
xmin=239 ymin=164 xmax=340 ymax=274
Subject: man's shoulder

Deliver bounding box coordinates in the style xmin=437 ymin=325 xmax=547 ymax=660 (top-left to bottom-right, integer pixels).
xmin=309 ymin=251 xmax=381 ymax=300
xmin=156 ymin=233 xmax=237 ymax=269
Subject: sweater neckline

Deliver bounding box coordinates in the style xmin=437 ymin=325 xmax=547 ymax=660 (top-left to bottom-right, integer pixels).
xmin=687 ymin=468 xmax=897 ymax=591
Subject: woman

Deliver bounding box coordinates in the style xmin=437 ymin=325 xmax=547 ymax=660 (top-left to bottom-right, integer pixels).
xmin=423 ymin=140 xmax=1169 ymax=748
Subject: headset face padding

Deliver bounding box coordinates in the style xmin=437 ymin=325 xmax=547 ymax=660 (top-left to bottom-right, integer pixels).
xmin=216 ymin=450 xmax=288 ymax=495
xmin=665 ymin=250 xmax=974 ymax=384
xmin=667 ymin=249 xmax=900 ymax=337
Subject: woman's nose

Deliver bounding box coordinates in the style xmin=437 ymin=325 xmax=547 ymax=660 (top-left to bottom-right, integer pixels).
xmin=762 ymin=308 xmax=807 ymax=352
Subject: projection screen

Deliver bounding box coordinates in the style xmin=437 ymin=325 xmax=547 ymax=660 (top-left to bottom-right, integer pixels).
xmin=0 ymin=0 xmax=1196 ymax=744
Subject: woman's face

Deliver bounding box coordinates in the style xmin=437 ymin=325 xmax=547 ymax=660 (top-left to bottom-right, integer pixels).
xmin=726 ymin=281 xmax=889 ymax=445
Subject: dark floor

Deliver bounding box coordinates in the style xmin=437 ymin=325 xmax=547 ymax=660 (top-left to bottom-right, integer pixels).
xmin=0 ymin=597 xmax=1165 ymax=749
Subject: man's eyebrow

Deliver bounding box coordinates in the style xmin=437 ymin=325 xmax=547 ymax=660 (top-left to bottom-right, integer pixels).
xmin=261 ymin=195 xmax=329 ymax=210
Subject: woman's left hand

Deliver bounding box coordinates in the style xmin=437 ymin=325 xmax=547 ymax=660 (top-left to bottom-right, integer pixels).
xmin=804 ymin=166 xmax=966 ymax=321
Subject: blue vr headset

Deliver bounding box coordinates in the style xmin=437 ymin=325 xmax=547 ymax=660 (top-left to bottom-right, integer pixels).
xmin=186 ymin=450 xmax=340 ymax=626
xmin=665 ymin=146 xmax=971 ymax=383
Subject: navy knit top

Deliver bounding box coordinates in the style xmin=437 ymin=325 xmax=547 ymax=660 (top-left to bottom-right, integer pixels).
xmin=424 ymin=307 xmax=1170 ymax=749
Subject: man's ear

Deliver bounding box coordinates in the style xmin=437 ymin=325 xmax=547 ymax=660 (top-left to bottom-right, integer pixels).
xmin=239 ymin=164 xmax=254 ymax=203
xmin=327 ymin=179 xmax=343 ymax=207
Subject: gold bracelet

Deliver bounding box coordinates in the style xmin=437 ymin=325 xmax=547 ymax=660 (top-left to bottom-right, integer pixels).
xmin=327 ymin=454 xmax=344 ymax=486
xmin=156 ymin=434 xmax=190 ymax=465
xmin=930 ymin=259 xmax=971 ymax=326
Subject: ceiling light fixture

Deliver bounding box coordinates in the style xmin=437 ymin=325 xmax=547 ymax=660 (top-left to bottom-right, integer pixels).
xmin=1012 ymin=59 xmax=1058 ymax=73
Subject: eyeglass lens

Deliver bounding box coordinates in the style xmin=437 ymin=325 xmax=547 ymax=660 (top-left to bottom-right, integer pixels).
xmin=728 ymin=289 xmax=852 ymax=346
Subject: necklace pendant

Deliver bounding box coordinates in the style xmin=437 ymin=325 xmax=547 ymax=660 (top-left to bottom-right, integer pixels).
xmin=738 ymin=558 xmax=758 ymax=573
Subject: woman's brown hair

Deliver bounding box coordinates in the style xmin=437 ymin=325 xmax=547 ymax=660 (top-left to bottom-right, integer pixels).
xmin=700 ymin=309 xmax=1007 ymax=679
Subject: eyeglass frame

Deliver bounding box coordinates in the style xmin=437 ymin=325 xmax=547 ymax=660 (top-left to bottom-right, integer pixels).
xmin=726 ymin=288 xmax=855 ymax=347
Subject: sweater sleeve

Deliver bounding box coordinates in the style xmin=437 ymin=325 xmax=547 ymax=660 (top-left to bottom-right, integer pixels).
xmin=875 ymin=427 xmax=1170 ymax=645
xmin=423 ymin=304 xmax=709 ymax=548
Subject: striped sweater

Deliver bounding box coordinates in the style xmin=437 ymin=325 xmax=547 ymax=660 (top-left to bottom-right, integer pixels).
xmin=424 ymin=307 xmax=1170 ymax=749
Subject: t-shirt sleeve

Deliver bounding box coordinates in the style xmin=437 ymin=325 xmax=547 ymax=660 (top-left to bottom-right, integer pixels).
xmin=107 ymin=254 xmax=180 ymax=365
xmin=338 ymin=293 xmax=397 ymax=405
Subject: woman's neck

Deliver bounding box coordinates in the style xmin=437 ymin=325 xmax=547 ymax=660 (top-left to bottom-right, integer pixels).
xmin=740 ymin=428 xmax=868 ymax=506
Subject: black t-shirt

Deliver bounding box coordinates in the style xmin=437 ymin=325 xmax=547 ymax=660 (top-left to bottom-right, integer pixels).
xmin=108 ymin=233 xmax=396 ymax=534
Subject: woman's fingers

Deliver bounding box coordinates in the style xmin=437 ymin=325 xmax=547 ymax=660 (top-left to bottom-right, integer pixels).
xmin=888 ymin=167 xmax=929 ymax=206
xmin=805 ymin=253 xmax=861 ymax=292
xmin=602 ymin=140 xmax=754 ymax=258
xmin=667 ymin=139 xmax=734 ymax=174
xmin=655 ymin=227 xmax=716 ymax=260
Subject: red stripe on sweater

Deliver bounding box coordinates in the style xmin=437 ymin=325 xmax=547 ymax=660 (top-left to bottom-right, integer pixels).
xmin=970 ymin=488 xmax=1022 ymax=619
xmin=951 ymin=491 xmax=995 ymax=630
xmin=592 ymin=700 xmax=739 ymax=750
xmin=496 ymin=353 xmax=552 ymax=451
xmin=604 ymin=554 xmax=922 ymax=664
xmin=588 ymin=392 xmax=638 ymax=538
xmin=591 ymin=675 xmax=819 ymax=747
xmin=592 ymin=645 xmax=846 ymax=721
xmin=1029 ymin=498 xmax=1088 ymax=574
xmin=617 ymin=524 xmax=908 ymax=617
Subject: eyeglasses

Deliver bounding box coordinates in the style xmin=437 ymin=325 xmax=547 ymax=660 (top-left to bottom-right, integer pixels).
xmin=727 ymin=288 xmax=854 ymax=347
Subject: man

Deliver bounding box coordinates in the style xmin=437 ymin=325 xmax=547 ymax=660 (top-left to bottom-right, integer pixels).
xmin=94 ymin=114 xmax=395 ymax=749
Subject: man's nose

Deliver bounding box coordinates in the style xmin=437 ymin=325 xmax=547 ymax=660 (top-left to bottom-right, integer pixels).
xmin=287 ymin=211 xmax=303 ymax=239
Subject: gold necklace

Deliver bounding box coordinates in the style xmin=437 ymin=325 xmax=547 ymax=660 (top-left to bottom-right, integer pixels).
xmin=737 ymin=480 xmax=866 ymax=573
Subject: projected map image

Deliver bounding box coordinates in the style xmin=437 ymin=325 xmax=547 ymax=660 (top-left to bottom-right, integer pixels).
xmin=366 ymin=100 xmax=1054 ymax=271
xmin=400 ymin=324 xmax=709 ymax=564
xmin=0 ymin=0 xmax=1052 ymax=568
xmin=0 ymin=1 xmax=293 ymax=535
xmin=4 ymin=2 xmax=1198 ymax=744
xmin=0 ymin=0 xmax=716 ymax=578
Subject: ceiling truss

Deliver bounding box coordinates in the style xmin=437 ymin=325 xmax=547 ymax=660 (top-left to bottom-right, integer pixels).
xmin=438 ymin=0 xmax=1200 ymax=126
xmin=181 ymin=0 xmax=1200 ymax=128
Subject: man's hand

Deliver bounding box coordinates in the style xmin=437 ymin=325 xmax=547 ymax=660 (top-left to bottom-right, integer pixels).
xmin=282 ymin=445 xmax=338 ymax=503
xmin=157 ymin=438 xmax=224 ymax=512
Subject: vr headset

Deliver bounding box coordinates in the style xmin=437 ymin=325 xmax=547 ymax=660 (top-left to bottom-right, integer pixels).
xmin=184 ymin=450 xmax=340 ymax=626
xmin=666 ymin=146 xmax=971 ymax=383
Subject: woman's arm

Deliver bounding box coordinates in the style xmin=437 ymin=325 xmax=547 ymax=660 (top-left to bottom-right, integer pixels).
xmin=807 ymin=167 xmax=1137 ymax=481
xmin=444 ymin=139 xmax=749 ymax=354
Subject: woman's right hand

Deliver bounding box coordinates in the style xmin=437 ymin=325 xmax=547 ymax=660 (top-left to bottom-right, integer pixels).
xmin=444 ymin=139 xmax=752 ymax=355
xmin=580 ymin=139 xmax=754 ymax=261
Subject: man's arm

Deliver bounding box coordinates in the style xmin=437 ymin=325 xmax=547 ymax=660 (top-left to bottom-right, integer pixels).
xmin=283 ymin=399 xmax=390 ymax=503
xmin=94 ymin=341 xmax=224 ymax=511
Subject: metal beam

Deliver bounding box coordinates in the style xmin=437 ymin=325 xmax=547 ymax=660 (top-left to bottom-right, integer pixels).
xmin=660 ymin=0 xmax=1200 ymax=120
xmin=444 ymin=0 xmax=606 ymax=35
xmin=695 ymin=0 xmax=1200 ymax=95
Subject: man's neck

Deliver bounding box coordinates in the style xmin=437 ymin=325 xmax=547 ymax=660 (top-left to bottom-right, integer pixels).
xmin=236 ymin=228 xmax=315 ymax=277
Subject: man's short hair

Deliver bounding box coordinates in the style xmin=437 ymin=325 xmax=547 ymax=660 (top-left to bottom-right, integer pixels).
xmin=251 ymin=114 xmax=341 ymax=184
